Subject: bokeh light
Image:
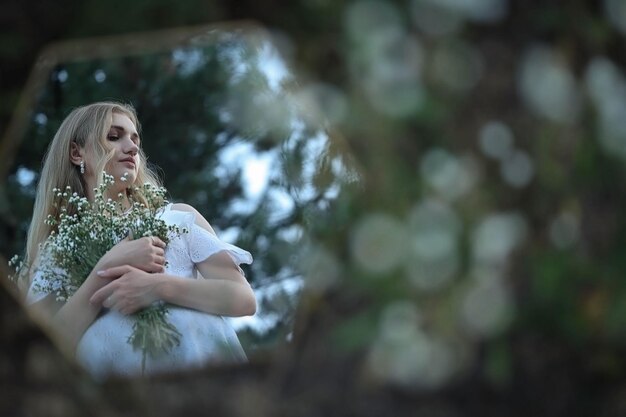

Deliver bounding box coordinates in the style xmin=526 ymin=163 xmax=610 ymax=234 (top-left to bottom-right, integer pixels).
xmin=299 ymin=242 xmax=342 ymax=293
xmin=585 ymin=56 xmax=626 ymax=159
xmin=500 ymin=149 xmax=534 ymax=188
xmin=420 ymin=148 xmax=480 ymax=201
xmin=461 ymin=274 xmax=513 ymax=337
xmin=472 ymin=212 xmax=527 ymax=266
xmin=293 ymin=82 xmax=349 ymax=127
xmin=604 ymin=0 xmax=626 ymax=35
xmin=479 ymin=120 xmax=514 ymax=160
xmin=406 ymin=199 xmax=461 ymax=291
xmin=368 ymin=301 xmax=457 ymax=389
xmin=346 ymin=1 xmax=425 ymax=117
xmin=351 ymin=213 xmax=408 ymax=275
xmin=518 ymin=46 xmax=581 ymax=124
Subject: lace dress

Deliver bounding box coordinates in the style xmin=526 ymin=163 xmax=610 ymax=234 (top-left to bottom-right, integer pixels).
xmin=26 ymin=204 xmax=253 ymax=379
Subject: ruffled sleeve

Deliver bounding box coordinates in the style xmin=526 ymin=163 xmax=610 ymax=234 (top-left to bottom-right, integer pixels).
xmin=159 ymin=204 xmax=253 ymax=268
xmin=186 ymin=222 xmax=253 ymax=266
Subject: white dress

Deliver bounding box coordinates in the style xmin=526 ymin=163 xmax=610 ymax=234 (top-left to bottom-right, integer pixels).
xmin=27 ymin=204 xmax=253 ymax=379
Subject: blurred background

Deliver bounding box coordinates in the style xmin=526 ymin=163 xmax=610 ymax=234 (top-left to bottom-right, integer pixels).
xmin=2 ymin=0 xmax=626 ymax=416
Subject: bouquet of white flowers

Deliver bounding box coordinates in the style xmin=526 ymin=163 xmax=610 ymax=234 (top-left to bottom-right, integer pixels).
xmin=21 ymin=173 xmax=187 ymax=371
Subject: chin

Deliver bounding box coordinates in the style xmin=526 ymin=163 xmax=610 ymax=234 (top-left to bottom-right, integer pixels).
xmin=116 ymin=171 xmax=137 ymax=184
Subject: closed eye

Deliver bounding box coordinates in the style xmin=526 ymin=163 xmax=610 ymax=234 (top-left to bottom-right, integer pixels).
xmin=107 ymin=135 xmax=119 ymax=141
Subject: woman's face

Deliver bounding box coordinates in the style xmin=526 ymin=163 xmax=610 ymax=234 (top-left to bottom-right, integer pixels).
xmin=100 ymin=112 xmax=141 ymax=185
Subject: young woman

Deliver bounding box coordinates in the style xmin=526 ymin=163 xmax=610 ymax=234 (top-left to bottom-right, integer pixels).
xmin=23 ymin=101 xmax=256 ymax=378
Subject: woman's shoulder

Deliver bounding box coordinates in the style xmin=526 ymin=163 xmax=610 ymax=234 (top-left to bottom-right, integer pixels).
xmin=169 ymin=203 xmax=217 ymax=236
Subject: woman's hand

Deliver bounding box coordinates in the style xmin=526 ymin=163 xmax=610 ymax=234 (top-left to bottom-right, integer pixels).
xmin=89 ymin=265 xmax=166 ymax=315
xmin=96 ymin=236 xmax=166 ymax=273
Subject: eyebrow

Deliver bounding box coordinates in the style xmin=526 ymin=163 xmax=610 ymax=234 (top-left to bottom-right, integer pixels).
xmin=111 ymin=125 xmax=140 ymax=140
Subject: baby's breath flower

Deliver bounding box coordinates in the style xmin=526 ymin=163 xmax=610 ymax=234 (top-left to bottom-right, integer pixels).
xmin=35 ymin=172 xmax=185 ymax=368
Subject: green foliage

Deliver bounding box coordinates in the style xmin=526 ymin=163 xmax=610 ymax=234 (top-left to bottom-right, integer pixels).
xmin=4 ymin=0 xmax=626 ymax=402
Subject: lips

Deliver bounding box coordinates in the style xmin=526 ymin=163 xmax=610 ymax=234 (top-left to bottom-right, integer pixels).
xmin=120 ymin=158 xmax=136 ymax=168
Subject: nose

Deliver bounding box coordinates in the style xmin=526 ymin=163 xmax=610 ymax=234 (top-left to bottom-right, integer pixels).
xmin=124 ymin=139 xmax=139 ymax=156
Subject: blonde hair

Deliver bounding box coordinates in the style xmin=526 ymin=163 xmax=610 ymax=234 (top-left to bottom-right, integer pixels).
xmin=22 ymin=101 xmax=162 ymax=287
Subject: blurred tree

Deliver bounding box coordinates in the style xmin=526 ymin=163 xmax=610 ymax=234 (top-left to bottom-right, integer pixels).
xmin=3 ymin=0 xmax=626 ymax=417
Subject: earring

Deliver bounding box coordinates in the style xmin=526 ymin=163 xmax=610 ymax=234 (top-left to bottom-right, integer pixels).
xmin=80 ymin=160 xmax=85 ymax=174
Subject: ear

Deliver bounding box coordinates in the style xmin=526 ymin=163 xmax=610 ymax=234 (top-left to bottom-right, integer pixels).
xmin=69 ymin=142 xmax=83 ymax=167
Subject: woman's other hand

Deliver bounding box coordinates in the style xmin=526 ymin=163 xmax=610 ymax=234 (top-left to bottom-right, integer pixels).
xmin=90 ymin=265 xmax=166 ymax=315
xmin=96 ymin=236 xmax=166 ymax=273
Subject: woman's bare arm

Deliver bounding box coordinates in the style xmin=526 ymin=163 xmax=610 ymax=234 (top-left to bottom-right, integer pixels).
xmin=27 ymin=236 xmax=168 ymax=354
xmin=91 ymin=250 xmax=256 ymax=317
xmin=90 ymin=205 xmax=256 ymax=317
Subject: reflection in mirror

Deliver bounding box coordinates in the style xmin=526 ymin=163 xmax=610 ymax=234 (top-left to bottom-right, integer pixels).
xmin=3 ymin=24 xmax=354 ymax=376
xmin=5 ymin=1 xmax=626 ymax=411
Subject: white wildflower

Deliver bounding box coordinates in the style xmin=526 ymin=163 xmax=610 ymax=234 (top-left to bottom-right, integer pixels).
xmin=30 ymin=172 xmax=185 ymax=369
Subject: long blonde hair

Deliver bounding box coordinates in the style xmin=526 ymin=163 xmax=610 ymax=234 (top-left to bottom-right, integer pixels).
xmin=23 ymin=101 xmax=162 ymax=285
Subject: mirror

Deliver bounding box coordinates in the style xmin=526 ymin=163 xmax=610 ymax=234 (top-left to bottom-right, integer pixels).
xmin=1 ymin=23 xmax=352 ymax=369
